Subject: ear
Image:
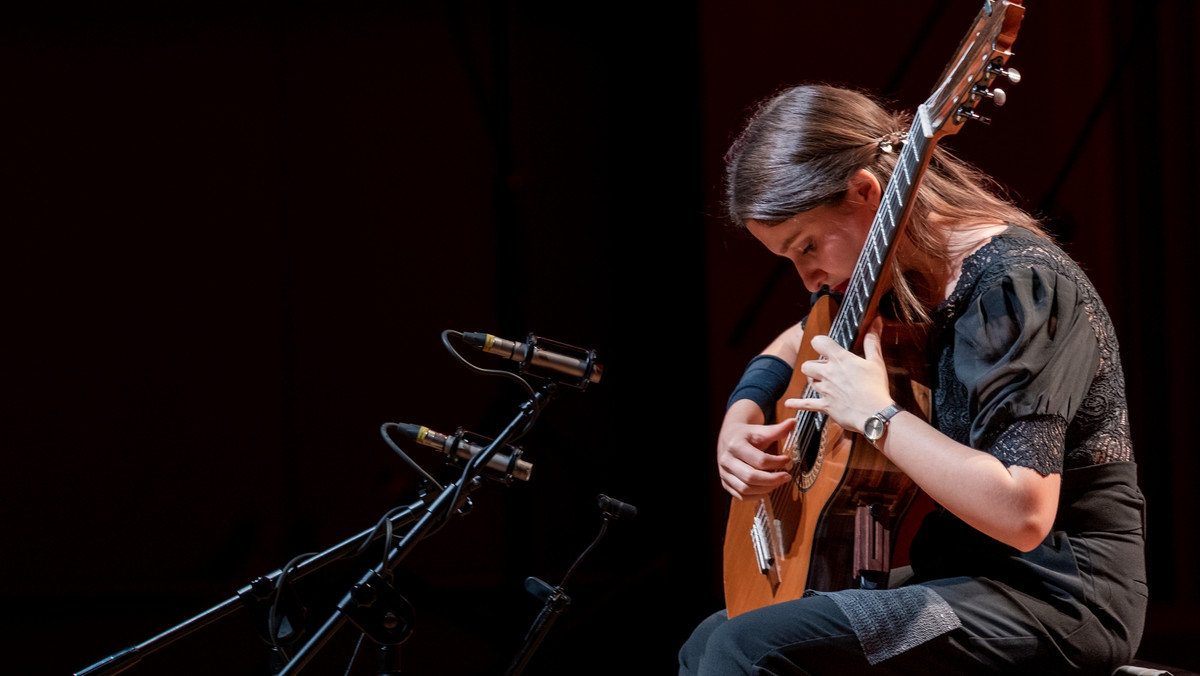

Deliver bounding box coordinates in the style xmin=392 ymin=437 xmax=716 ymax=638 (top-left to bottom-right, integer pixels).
xmin=846 ymin=168 xmax=882 ymax=208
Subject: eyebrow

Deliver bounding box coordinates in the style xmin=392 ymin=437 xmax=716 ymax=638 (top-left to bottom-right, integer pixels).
xmin=750 ymin=219 xmax=801 ymax=258
xmin=775 ymin=225 xmax=804 ymax=258
xmin=777 ymin=233 xmax=798 ymax=257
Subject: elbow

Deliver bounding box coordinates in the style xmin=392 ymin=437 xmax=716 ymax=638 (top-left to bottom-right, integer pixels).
xmin=968 ymin=514 xmax=1051 ymax=552
xmin=1000 ymin=466 xmax=1060 ymax=552
xmin=1009 ymin=527 xmax=1050 ymax=553
xmin=1007 ymin=507 xmax=1056 ymax=552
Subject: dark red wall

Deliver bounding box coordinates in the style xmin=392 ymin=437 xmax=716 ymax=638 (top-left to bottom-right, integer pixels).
xmin=3 ymin=2 xmax=1195 ymax=674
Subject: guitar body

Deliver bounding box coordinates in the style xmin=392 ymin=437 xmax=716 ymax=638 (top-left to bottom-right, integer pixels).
xmin=722 ymin=295 xmax=931 ymax=616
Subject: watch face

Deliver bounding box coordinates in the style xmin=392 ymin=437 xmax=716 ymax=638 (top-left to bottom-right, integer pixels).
xmin=864 ymin=416 xmax=884 ymax=441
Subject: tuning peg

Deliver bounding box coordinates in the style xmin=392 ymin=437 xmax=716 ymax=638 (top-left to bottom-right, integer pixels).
xmin=973 ymin=84 xmax=1008 ymax=107
xmin=988 ymin=62 xmax=1021 ymax=84
xmin=957 ymin=106 xmax=992 ymax=125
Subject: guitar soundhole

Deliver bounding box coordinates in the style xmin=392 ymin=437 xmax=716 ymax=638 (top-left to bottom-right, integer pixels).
xmin=793 ymin=420 xmax=827 ymax=492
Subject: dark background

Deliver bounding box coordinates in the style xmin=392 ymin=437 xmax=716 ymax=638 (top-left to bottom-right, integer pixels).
xmin=3 ymin=1 xmax=1196 ymax=674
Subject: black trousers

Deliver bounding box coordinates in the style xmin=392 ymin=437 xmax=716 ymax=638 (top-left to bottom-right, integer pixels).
xmin=678 ymin=580 xmax=1122 ymax=676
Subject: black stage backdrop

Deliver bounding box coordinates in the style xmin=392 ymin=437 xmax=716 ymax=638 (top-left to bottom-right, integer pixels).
xmin=3 ymin=2 xmax=1196 ymax=675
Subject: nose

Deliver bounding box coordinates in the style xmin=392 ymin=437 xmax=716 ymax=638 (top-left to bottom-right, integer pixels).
xmin=791 ymin=258 xmax=823 ymax=294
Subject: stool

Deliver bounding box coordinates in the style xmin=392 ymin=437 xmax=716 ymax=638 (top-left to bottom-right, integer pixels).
xmin=1114 ymin=660 xmax=1198 ymax=676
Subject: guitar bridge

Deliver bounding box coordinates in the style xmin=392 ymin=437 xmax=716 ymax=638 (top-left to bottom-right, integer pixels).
xmin=750 ymin=501 xmax=784 ymax=585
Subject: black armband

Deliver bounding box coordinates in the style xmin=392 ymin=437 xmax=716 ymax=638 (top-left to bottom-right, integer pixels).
xmin=726 ymin=354 xmax=793 ymax=419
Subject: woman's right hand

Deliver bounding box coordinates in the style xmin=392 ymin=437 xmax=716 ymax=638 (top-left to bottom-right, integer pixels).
xmin=716 ymin=399 xmax=796 ymax=500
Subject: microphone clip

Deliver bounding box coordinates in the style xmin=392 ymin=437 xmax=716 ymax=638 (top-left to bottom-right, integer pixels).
xmin=449 ymin=428 xmax=530 ymax=485
xmin=516 ymin=334 xmax=601 ymax=390
xmin=461 ymin=331 xmax=602 ymax=390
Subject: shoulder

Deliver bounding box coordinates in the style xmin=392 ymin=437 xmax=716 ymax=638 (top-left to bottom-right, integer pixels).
xmin=954 ymin=226 xmax=1085 ymax=305
xmin=936 ymin=227 xmax=1099 ymax=355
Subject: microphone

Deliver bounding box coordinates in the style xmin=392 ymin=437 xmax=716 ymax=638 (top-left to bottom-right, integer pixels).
xmin=597 ymin=494 xmax=638 ymax=520
xmin=461 ymin=332 xmax=602 ymax=387
xmin=396 ymin=423 xmax=533 ymax=482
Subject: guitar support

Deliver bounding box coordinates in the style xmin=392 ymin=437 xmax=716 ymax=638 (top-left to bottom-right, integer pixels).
xmin=854 ymin=502 xmax=892 ymax=589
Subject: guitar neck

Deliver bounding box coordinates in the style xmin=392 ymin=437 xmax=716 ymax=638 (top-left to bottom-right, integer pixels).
xmin=829 ymin=110 xmax=934 ymax=351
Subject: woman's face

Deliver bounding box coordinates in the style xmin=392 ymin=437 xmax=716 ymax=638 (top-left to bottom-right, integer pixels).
xmin=746 ymin=169 xmax=881 ymax=294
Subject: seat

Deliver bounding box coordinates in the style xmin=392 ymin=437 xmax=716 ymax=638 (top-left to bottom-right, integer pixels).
xmin=1114 ymin=660 xmax=1199 ymax=676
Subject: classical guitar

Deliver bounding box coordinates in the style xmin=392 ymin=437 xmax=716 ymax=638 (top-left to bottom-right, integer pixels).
xmin=723 ymin=0 xmax=1026 ymax=617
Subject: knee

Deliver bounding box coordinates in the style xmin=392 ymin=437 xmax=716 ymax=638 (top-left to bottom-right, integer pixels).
xmin=679 ymin=610 xmax=764 ymax=676
xmin=679 ymin=610 xmax=729 ymax=675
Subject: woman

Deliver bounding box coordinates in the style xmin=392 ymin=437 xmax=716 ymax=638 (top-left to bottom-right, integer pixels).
xmin=679 ymin=84 xmax=1147 ymax=674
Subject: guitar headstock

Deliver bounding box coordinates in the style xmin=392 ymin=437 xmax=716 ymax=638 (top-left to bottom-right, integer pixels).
xmin=923 ymin=0 xmax=1025 ymax=139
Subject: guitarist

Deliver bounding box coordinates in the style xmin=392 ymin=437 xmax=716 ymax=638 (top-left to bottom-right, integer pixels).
xmin=679 ymin=84 xmax=1147 ymax=675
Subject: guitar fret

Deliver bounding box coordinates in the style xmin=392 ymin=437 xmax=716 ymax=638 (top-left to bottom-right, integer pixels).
xmin=878 ymin=201 xmax=896 ymax=239
xmin=896 ymin=148 xmax=913 ymax=186
xmin=869 ymin=230 xmax=886 ymax=268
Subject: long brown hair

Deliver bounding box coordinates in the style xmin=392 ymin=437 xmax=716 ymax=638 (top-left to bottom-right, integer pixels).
xmin=724 ymin=84 xmax=1046 ymax=322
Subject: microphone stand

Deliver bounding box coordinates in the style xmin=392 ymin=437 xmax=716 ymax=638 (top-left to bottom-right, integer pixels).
xmin=73 ymin=495 xmax=432 ymax=676
xmin=504 ymin=577 xmax=570 ymax=676
xmin=276 ymin=382 xmax=555 ymax=676
xmin=504 ymin=496 xmax=634 ymax=676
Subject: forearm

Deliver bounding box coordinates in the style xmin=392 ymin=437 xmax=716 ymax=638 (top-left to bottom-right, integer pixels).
xmin=759 ymin=319 xmax=806 ymax=362
xmin=875 ymin=412 xmax=1059 ymax=551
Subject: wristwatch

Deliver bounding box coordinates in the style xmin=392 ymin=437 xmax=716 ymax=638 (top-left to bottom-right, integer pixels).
xmin=863 ymin=403 xmax=903 ymax=443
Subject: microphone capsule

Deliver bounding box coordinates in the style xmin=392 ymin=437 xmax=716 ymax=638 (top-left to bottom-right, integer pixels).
xmin=397 ymin=423 xmax=532 ymax=482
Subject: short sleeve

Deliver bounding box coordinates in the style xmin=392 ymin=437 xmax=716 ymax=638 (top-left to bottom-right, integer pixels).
xmin=952 ymin=264 xmax=1100 ymax=464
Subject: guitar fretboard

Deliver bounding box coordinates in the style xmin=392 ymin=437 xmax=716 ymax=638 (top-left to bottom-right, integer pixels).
xmin=828 ymin=112 xmax=932 ymax=350
xmin=787 ymin=112 xmax=932 ymax=453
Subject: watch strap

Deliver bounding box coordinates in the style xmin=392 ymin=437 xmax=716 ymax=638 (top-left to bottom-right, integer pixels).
xmin=874 ymin=403 xmax=903 ymax=424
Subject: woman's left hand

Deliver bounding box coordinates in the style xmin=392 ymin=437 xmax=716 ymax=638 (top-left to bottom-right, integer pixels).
xmin=785 ymin=315 xmax=894 ymax=434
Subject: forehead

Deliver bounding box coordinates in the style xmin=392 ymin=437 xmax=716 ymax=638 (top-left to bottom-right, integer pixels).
xmin=746 ymin=209 xmax=824 ymax=254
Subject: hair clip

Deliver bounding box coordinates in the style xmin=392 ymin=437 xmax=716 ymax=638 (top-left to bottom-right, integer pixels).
xmin=876 ymin=131 xmax=908 ymax=153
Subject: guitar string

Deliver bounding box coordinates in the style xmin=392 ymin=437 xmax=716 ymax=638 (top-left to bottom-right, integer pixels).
xmin=765 ymin=130 xmax=923 ymax=518
xmin=771 ymin=383 xmax=820 ymax=516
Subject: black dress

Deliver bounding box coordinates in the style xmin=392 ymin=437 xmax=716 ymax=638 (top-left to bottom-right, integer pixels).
xmin=679 ymin=226 xmax=1149 ymax=676
xmin=819 ymin=225 xmax=1148 ymax=672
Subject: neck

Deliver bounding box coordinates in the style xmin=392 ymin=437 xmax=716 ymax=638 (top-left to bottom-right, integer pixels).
xmin=897 ymin=218 xmax=1009 ymax=304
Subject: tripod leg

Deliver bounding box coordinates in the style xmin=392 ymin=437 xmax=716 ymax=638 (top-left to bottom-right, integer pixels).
xmin=378 ymin=644 xmax=402 ymax=675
